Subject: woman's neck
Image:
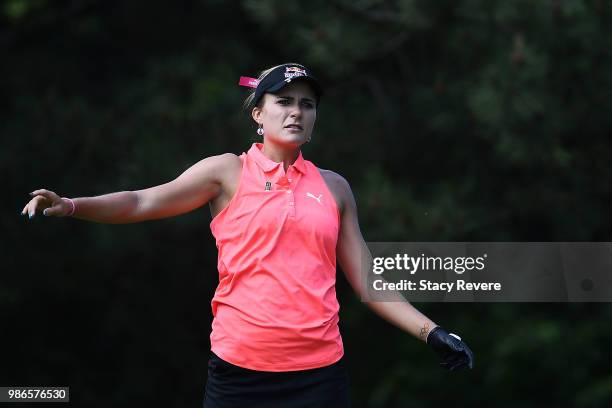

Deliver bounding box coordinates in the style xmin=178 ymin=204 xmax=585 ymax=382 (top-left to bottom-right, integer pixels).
xmin=261 ymin=142 xmax=300 ymax=172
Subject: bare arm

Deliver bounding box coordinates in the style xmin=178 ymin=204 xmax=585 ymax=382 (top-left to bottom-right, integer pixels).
xmin=330 ymin=173 xmax=438 ymax=342
xmin=22 ymin=153 xmax=240 ymax=224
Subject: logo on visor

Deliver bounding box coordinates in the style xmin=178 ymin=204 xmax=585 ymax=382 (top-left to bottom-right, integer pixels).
xmin=284 ymin=66 xmax=307 ymax=82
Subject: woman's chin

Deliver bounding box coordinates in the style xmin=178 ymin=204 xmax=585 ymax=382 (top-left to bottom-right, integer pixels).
xmin=269 ymin=133 xmax=307 ymax=147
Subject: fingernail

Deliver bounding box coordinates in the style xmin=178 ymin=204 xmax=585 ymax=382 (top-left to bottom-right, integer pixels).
xmin=43 ymin=209 xmax=48 ymax=216
xmin=28 ymin=213 xmax=33 ymax=219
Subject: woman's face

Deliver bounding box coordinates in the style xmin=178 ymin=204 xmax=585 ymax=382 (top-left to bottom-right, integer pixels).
xmin=252 ymin=81 xmax=317 ymax=148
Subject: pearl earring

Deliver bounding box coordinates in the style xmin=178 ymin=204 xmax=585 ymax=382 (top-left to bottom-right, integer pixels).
xmin=257 ymin=124 xmax=264 ymax=136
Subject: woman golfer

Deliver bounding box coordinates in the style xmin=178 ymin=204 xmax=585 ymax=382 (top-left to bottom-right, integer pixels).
xmin=22 ymin=63 xmax=473 ymax=407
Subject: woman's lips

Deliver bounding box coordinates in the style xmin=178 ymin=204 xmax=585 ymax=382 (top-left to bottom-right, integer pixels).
xmin=285 ymin=124 xmax=303 ymax=131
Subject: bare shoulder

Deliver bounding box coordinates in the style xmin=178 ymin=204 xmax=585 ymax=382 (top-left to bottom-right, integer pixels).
xmin=317 ymin=168 xmax=354 ymax=213
xmin=187 ymin=152 xmax=241 ymax=181
xmin=318 ymin=168 xmax=350 ymax=190
xmin=199 ymin=152 xmax=241 ymax=171
xmin=217 ymin=152 xmax=241 ymax=165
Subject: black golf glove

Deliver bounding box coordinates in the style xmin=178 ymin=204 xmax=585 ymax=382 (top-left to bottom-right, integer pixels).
xmin=427 ymin=326 xmax=474 ymax=371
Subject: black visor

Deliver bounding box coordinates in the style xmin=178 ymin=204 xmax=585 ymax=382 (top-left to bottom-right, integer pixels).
xmin=252 ymin=64 xmax=322 ymax=107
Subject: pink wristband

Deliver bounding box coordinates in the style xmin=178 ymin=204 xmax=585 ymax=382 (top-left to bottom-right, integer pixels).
xmin=62 ymin=197 xmax=76 ymax=217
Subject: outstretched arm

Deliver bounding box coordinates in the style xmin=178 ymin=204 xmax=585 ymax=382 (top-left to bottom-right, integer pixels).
xmin=22 ymin=153 xmax=240 ymax=224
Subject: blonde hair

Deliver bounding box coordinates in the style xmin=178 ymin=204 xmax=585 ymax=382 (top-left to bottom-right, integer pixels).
xmin=242 ymin=62 xmax=302 ymax=111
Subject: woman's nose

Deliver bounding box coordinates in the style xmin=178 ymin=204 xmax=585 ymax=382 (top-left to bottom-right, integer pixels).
xmin=290 ymin=105 xmax=302 ymax=117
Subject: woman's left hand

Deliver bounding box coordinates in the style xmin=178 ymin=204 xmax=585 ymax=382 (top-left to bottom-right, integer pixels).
xmin=427 ymin=326 xmax=474 ymax=371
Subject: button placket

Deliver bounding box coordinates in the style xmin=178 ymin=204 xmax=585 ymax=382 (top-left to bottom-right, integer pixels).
xmin=286 ymin=169 xmax=301 ymax=218
xmin=287 ymin=189 xmax=295 ymax=218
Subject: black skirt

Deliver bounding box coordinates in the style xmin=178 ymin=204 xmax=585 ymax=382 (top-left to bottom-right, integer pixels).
xmin=203 ymin=352 xmax=351 ymax=408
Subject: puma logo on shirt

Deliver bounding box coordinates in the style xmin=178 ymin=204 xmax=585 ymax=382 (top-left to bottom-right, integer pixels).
xmin=306 ymin=192 xmax=323 ymax=204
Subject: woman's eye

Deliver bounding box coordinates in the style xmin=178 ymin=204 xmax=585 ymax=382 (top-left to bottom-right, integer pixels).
xmin=277 ymin=100 xmax=290 ymax=105
xmin=302 ymin=102 xmax=314 ymax=109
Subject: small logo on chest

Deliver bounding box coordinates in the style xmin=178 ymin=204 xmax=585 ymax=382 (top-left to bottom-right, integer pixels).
xmin=265 ymin=181 xmax=272 ymax=191
xmin=306 ymin=192 xmax=323 ymax=204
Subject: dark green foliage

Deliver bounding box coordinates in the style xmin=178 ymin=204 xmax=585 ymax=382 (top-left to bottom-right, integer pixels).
xmin=3 ymin=1 xmax=612 ymax=406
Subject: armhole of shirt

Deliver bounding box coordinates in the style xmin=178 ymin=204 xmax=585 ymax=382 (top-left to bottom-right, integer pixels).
xmin=314 ymin=165 xmax=342 ymax=225
xmin=210 ymin=153 xmax=246 ymax=231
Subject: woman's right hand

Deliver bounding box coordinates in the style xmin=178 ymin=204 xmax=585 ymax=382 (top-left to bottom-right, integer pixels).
xmin=22 ymin=189 xmax=72 ymax=219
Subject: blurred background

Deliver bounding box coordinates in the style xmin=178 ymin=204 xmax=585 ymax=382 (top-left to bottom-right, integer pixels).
xmin=3 ymin=0 xmax=612 ymax=406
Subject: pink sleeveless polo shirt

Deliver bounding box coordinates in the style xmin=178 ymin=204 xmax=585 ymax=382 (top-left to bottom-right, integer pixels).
xmin=209 ymin=143 xmax=344 ymax=371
